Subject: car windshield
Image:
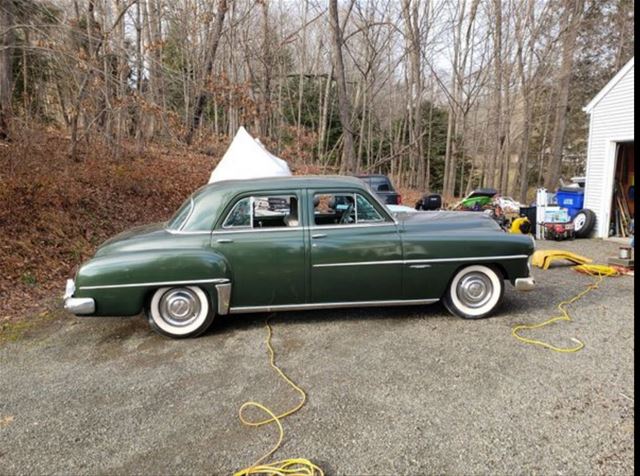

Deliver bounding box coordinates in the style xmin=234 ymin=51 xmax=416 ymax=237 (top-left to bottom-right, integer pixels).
xmin=166 ymin=197 xmax=193 ymax=231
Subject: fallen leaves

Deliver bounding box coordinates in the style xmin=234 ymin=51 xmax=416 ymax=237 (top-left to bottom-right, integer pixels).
xmin=0 ymin=415 xmax=14 ymax=428
xmin=0 ymin=128 xmax=218 ymax=323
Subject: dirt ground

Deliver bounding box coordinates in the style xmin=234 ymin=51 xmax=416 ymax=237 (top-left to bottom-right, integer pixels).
xmin=0 ymin=238 xmax=634 ymax=475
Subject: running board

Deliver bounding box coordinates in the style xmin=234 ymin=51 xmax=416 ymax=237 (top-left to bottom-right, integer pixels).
xmin=229 ymin=298 xmax=439 ymax=314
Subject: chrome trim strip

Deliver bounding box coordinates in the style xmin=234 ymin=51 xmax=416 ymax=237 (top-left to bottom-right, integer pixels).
xmin=404 ymin=254 xmax=529 ymax=264
xmin=166 ymin=229 xmax=211 ymax=235
xmin=314 ymin=260 xmax=404 ymax=268
xmin=212 ymin=227 xmax=304 ymax=235
xmin=308 ymin=222 xmax=396 ymax=231
xmin=312 ymin=255 xmax=529 ymax=268
xmin=178 ymin=198 xmax=196 ymax=231
xmin=229 ymin=298 xmax=439 ymax=314
xmin=79 ymin=278 xmax=230 ymax=290
xmin=215 ymin=283 xmax=232 ymax=315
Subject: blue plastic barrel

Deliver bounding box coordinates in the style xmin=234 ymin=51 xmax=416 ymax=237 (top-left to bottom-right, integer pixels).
xmin=556 ymin=188 xmax=584 ymax=219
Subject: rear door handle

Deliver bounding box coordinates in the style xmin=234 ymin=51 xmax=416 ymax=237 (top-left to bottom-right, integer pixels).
xmin=216 ymin=238 xmax=234 ymax=244
xmin=311 ymin=233 xmax=327 ymax=239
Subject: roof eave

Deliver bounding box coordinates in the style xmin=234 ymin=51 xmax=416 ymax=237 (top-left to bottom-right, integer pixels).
xmin=584 ymin=57 xmax=634 ymax=114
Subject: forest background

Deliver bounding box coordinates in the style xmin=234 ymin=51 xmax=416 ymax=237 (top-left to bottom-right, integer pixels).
xmin=0 ymin=0 xmax=634 ymax=322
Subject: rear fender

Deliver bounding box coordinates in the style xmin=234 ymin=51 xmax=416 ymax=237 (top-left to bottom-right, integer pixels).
xmin=74 ymin=250 xmax=230 ymax=316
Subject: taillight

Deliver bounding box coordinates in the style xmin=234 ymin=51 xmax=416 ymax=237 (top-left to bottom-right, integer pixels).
xmin=397 ymin=194 xmax=402 ymax=204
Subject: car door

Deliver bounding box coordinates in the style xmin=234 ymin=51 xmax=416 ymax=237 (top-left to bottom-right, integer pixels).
xmin=308 ymin=189 xmax=402 ymax=303
xmin=211 ymin=190 xmax=306 ymax=308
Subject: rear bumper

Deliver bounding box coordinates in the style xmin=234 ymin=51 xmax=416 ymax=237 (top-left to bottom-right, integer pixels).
xmin=514 ymin=277 xmax=535 ymax=291
xmin=63 ymin=279 xmax=95 ymax=315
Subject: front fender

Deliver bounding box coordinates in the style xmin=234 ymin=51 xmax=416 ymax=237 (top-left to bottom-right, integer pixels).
xmin=74 ymin=250 xmax=231 ymax=316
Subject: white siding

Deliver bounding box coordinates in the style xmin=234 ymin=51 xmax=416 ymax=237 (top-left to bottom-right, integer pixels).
xmin=583 ymin=63 xmax=634 ymax=238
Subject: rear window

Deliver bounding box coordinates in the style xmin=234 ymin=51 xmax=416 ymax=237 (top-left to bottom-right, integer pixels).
xmin=166 ymin=198 xmax=193 ymax=231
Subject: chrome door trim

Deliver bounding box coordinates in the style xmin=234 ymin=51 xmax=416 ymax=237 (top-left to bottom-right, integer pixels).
xmin=308 ymin=222 xmax=396 ymax=231
xmin=312 ymin=254 xmax=529 ymax=268
xmin=79 ymin=278 xmax=230 ymax=291
xmin=229 ymin=298 xmax=439 ymax=314
xmin=313 ymin=259 xmax=404 ymax=268
xmin=405 ymin=254 xmax=529 ymax=264
xmin=211 ymin=227 xmax=304 ymax=235
xmin=166 ymin=229 xmax=211 ymax=235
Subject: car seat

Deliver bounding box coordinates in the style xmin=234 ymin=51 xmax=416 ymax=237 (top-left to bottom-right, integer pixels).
xmin=284 ymin=199 xmax=299 ymax=227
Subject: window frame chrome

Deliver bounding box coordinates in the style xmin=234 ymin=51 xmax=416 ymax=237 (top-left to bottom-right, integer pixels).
xmin=218 ymin=191 xmax=301 ymax=232
xmin=311 ymin=189 xmax=395 ymax=228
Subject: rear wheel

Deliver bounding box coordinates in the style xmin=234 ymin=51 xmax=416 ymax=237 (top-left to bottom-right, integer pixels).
xmin=443 ymin=265 xmax=504 ymax=319
xmin=146 ymin=286 xmax=214 ymax=338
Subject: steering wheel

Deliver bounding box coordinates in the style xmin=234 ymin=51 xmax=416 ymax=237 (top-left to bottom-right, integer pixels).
xmin=339 ymin=204 xmax=355 ymax=224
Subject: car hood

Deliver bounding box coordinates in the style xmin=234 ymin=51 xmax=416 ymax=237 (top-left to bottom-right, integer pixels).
xmin=94 ymin=222 xmax=168 ymax=257
xmin=397 ymin=210 xmax=503 ymax=232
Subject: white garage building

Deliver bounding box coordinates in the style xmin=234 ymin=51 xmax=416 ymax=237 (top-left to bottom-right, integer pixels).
xmin=583 ymin=57 xmax=634 ymax=238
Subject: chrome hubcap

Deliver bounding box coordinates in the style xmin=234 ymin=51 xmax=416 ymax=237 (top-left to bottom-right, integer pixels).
xmin=456 ymin=272 xmax=493 ymax=308
xmin=159 ymin=288 xmax=201 ymax=327
xmin=574 ymin=214 xmax=585 ymax=230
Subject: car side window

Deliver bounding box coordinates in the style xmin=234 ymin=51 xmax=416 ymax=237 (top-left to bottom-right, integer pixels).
xmin=252 ymin=195 xmax=299 ymax=228
xmin=223 ymin=195 xmax=299 ymax=229
xmin=356 ymin=194 xmax=384 ymax=222
xmin=313 ymin=193 xmax=355 ymax=226
xmin=223 ymin=197 xmax=252 ymax=228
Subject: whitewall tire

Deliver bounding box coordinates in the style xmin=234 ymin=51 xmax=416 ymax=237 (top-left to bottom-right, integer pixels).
xmin=443 ymin=265 xmax=504 ymax=319
xmin=146 ymin=286 xmax=214 ymax=338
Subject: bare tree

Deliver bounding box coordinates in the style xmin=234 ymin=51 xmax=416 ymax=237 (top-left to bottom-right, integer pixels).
xmin=0 ymin=0 xmax=15 ymax=140
xmin=545 ymin=0 xmax=584 ymax=189
xmin=184 ymin=0 xmax=228 ymax=145
xmin=329 ymin=0 xmax=356 ymax=173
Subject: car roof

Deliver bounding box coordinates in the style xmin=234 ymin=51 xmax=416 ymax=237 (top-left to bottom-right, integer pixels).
xmin=195 ymin=175 xmax=366 ymax=198
xmin=181 ymin=175 xmax=375 ymax=232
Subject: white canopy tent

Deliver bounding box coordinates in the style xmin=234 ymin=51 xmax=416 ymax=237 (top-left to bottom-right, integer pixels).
xmin=208 ymin=126 xmax=291 ymax=183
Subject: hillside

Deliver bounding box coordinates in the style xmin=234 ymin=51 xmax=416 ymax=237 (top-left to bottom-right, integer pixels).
xmin=0 ymin=130 xmax=219 ymax=322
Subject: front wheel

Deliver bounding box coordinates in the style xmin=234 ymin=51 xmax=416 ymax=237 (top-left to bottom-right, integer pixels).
xmin=443 ymin=265 xmax=504 ymax=319
xmin=146 ymin=286 xmax=214 ymax=338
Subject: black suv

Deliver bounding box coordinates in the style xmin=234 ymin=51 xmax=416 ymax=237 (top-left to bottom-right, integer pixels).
xmin=355 ymin=174 xmax=402 ymax=205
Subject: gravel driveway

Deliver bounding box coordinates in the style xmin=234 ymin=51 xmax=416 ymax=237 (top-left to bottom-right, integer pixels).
xmin=0 ymin=239 xmax=634 ymax=475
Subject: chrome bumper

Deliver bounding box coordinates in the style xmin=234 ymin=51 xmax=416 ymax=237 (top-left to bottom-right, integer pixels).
xmin=514 ymin=277 xmax=535 ymax=291
xmin=63 ymin=279 xmax=95 ymax=315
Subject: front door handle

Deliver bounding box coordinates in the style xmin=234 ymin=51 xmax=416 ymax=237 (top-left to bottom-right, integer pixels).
xmin=216 ymin=238 xmax=234 ymax=244
xmin=311 ymin=233 xmax=327 ymax=239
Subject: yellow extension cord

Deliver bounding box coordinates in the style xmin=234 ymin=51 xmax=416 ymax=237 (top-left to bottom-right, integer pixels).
xmin=231 ymin=262 xmax=620 ymax=474
xmin=512 ymin=264 xmax=620 ymax=352
xmin=233 ymin=318 xmax=324 ymax=476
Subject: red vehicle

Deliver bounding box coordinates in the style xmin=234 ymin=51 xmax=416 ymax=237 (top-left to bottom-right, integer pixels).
xmin=543 ymin=222 xmax=575 ymax=241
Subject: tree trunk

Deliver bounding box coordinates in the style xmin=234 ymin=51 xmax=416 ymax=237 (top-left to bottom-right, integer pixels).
xmin=486 ymin=0 xmax=503 ymax=189
xmin=329 ymin=0 xmax=356 ymax=173
xmin=184 ymin=0 xmax=227 ymax=145
xmin=544 ymin=0 xmax=583 ymax=189
xmin=0 ymin=0 xmax=15 ymax=140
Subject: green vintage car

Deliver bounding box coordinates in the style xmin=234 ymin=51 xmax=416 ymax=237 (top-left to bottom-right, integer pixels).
xmin=64 ymin=176 xmax=535 ymax=338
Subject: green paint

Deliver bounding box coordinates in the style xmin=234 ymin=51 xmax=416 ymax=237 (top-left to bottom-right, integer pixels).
xmin=69 ymin=176 xmax=535 ymax=317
